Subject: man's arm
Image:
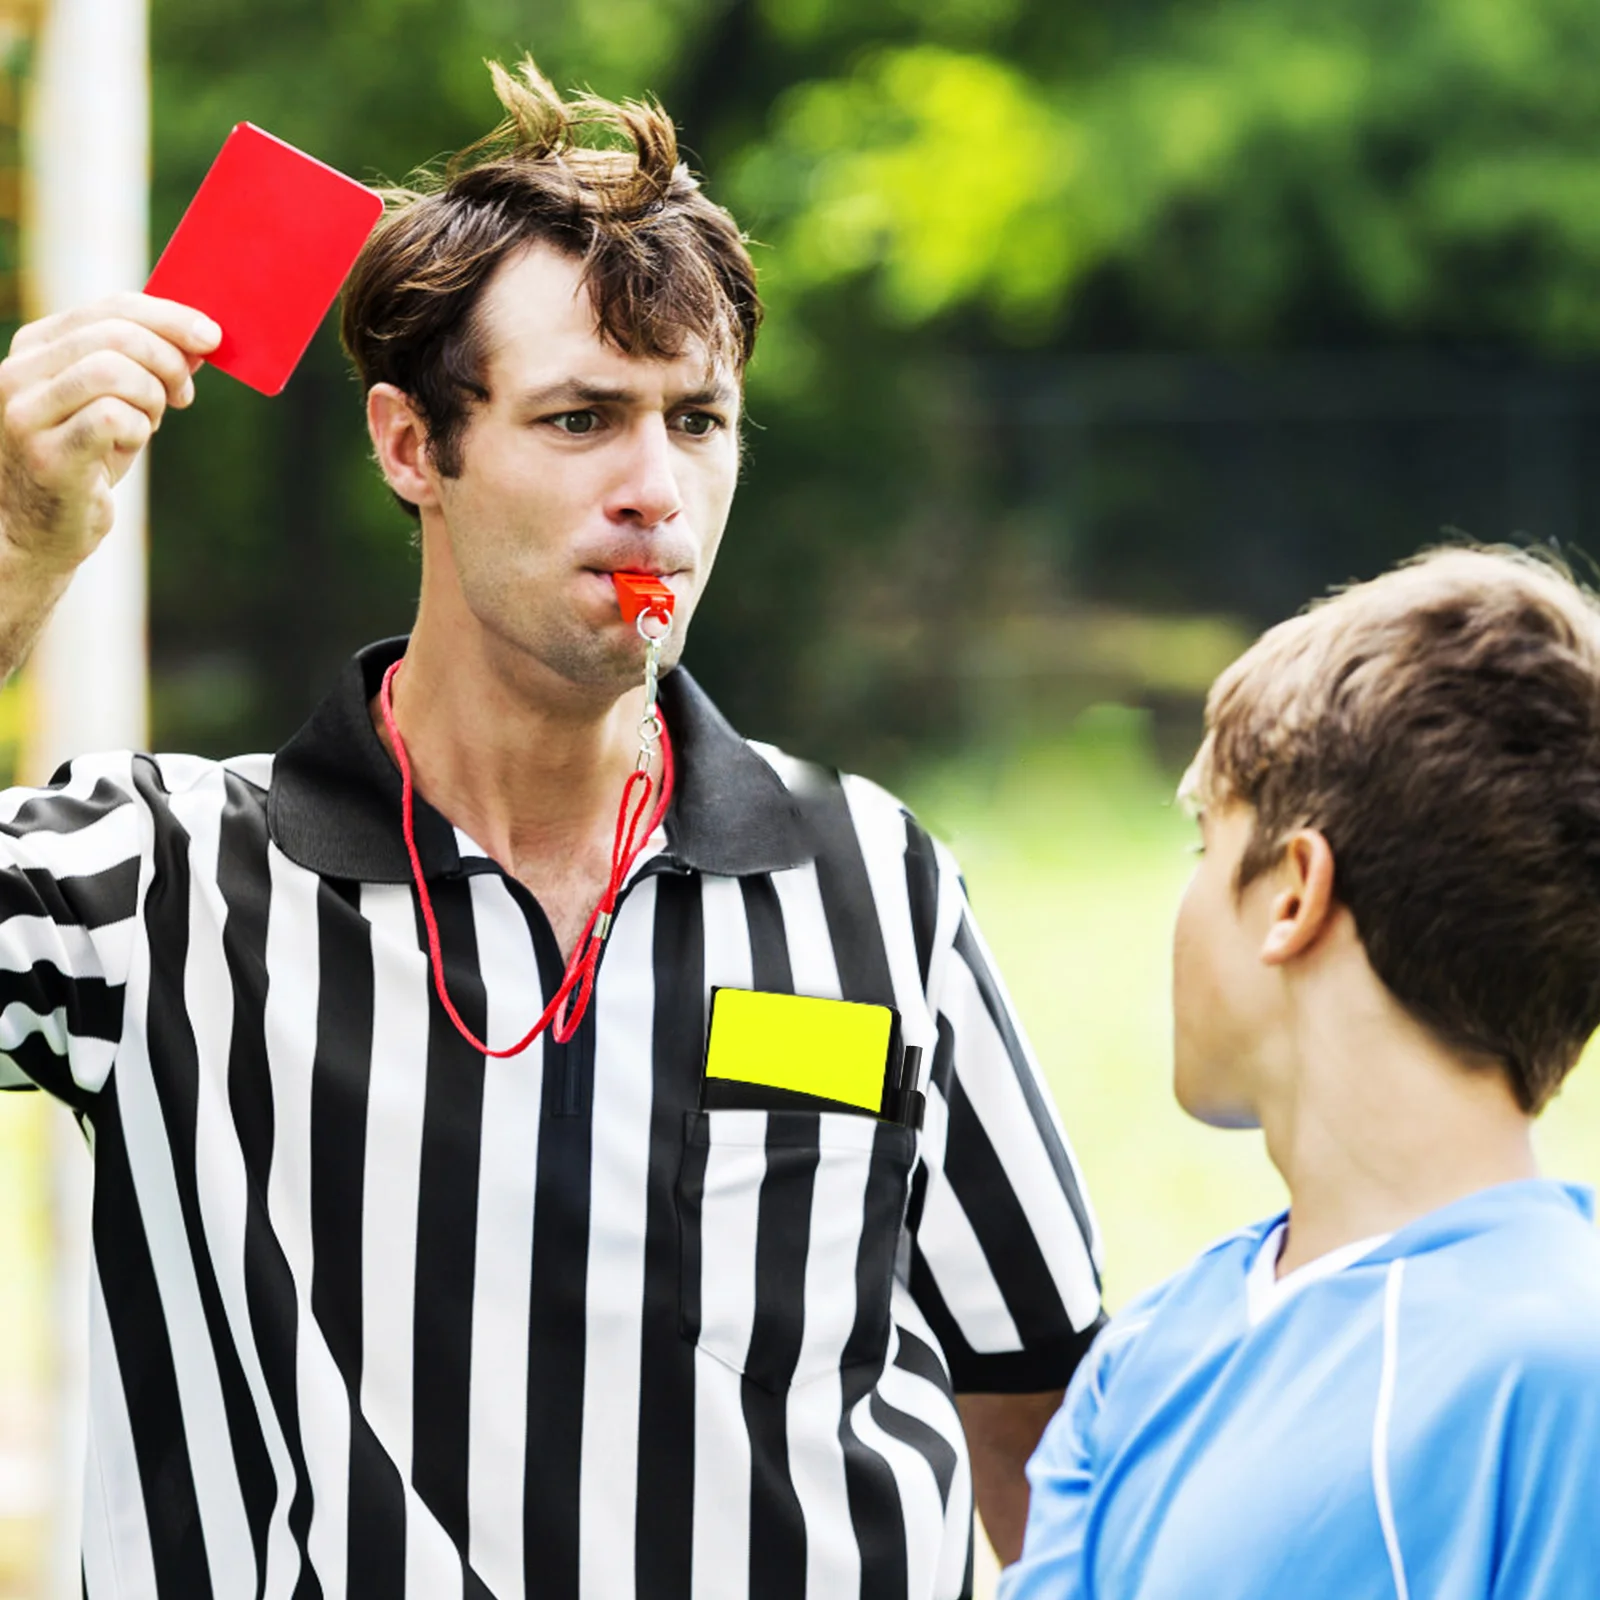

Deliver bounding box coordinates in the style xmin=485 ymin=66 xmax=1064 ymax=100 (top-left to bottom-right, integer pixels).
xmin=958 ymin=1390 xmax=1065 ymax=1564
xmin=990 ymin=1344 xmax=1113 ymax=1600
xmin=0 ymin=295 xmax=220 ymax=1103
xmin=0 ymin=292 xmax=218 ymax=674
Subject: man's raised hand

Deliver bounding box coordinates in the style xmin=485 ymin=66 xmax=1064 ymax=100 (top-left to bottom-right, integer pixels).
xmin=0 ymin=293 xmax=221 ymax=572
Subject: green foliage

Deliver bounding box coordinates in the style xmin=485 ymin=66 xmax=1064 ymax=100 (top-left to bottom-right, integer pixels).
xmin=141 ymin=0 xmax=1600 ymax=765
xmin=736 ymin=49 xmax=1071 ymax=337
xmin=736 ymin=0 xmax=1600 ymax=352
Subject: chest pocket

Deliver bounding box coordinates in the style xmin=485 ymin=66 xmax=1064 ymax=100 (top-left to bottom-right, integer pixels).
xmin=677 ymin=1108 xmax=916 ymax=1392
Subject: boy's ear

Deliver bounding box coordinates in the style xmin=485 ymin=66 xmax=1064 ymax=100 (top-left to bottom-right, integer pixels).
xmin=1259 ymin=829 xmax=1337 ymax=966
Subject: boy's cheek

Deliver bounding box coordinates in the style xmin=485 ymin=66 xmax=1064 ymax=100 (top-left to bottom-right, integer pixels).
xmin=1171 ymin=886 xmax=1260 ymax=1128
xmin=1171 ymin=900 xmax=1216 ymax=1110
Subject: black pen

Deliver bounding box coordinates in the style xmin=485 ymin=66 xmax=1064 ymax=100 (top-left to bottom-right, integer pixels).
xmin=884 ymin=1044 xmax=924 ymax=1126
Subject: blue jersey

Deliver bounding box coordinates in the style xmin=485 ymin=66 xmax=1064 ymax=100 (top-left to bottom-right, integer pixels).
xmin=1001 ymin=1180 xmax=1600 ymax=1600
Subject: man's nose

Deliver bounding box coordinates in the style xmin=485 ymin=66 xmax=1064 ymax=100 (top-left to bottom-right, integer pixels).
xmin=606 ymin=417 xmax=682 ymax=529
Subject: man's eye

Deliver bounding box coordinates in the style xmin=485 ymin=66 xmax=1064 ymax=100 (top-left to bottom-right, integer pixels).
xmin=676 ymin=411 xmax=722 ymax=437
xmin=549 ymin=411 xmax=599 ymax=435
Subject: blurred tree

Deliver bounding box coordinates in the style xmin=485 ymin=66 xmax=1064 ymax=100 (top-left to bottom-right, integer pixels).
xmin=732 ymin=0 xmax=1600 ymax=353
xmin=143 ymin=0 xmax=1600 ymax=768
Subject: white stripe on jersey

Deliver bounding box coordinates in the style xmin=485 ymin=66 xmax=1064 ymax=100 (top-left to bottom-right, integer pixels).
xmin=769 ymin=860 xmax=843 ymax=1000
xmin=178 ymin=779 xmax=303 ymax=1599
xmin=116 ymin=904 xmax=258 ymax=1594
xmin=356 ymin=879 xmax=430 ymax=1484
xmin=466 ymin=874 xmax=545 ymax=1598
xmin=83 ymin=1261 xmax=160 ymax=1600
xmin=0 ymin=914 xmax=131 ymax=979
xmin=840 ymin=773 xmax=938 ymax=1047
xmin=793 ymin=1120 xmax=874 ymax=1600
xmin=688 ymin=874 xmax=755 ymax=1600
xmin=577 ymin=876 xmax=659 ymax=1599
xmin=1373 ymin=1259 xmax=1411 ymax=1600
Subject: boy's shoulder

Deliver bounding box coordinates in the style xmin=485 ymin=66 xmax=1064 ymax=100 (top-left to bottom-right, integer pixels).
xmin=1130 ymin=1214 xmax=1281 ymax=1319
xmin=1082 ymin=1215 xmax=1279 ymax=1379
xmin=1401 ymin=1181 xmax=1600 ymax=1377
xmin=1097 ymin=1183 xmax=1600 ymax=1391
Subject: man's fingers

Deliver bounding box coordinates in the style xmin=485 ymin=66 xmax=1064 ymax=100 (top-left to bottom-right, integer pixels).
xmin=10 ymin=293 xmax=221 ymax=361
xmin=3 ymin=319 xmax=197 ymax=409
xmin=9 ymin=350 xmax=171 ymax=438
xmin=61 ymin=395 xmax=154 ymax=463
xmin=0 ymin=400 xmax=150 ymax=551
xmin=14 ymin=292 xmax=222 ymax=354
xmin=0 ymin=294 xmax=214 ymax=569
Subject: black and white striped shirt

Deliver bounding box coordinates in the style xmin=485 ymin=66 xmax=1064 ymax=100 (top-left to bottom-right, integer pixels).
xmin=1 ymin=637 xmax=1103 ymax=1600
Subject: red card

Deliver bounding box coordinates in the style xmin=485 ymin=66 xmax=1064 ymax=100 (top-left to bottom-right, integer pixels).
xmin=146 ymin=123 xmax=384 ymax=396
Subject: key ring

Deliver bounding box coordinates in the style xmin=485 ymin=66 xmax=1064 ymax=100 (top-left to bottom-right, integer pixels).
xmin=638 ymin=606 xmax=670 ymax=726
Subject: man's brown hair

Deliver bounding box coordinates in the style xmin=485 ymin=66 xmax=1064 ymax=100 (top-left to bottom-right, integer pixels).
xmin=341 ymin=57 xmax=761 ymax=496
xmin=1188 ymin=545 xmax=1600 ymax=1112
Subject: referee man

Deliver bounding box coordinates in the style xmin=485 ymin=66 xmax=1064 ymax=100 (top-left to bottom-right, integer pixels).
xmin=0 ymin=59 xmax=1102 ymax=1600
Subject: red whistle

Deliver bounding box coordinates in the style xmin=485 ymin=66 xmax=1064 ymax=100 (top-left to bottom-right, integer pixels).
xmin=612 ymin=571 xmax=675 ymax=627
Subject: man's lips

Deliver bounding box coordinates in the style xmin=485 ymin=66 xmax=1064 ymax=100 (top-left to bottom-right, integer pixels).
xmin=578 ymin=568 xmax=687 ymax=616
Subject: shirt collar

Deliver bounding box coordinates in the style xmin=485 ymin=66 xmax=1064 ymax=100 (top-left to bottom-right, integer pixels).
xmin=267 ymin=636 xmax=816 ymax=883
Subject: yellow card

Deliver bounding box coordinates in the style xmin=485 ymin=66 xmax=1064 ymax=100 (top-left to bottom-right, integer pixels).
xmin=705 ymin=989 xmax=895 ymax=1113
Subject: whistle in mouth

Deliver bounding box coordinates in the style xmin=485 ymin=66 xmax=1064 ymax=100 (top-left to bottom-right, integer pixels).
xmin=612 ymin=572 xmax=675 ymax=628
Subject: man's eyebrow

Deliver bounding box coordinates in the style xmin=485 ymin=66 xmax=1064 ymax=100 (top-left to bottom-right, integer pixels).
xmin=675 ymin=381 xmax=740 ymax=408
xmin=514 ymin=377 xmax=740 ymax=411
xmin=514 ymin=380 xmax=636 ymax=410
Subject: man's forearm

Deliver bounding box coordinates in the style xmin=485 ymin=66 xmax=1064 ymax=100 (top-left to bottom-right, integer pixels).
xmin=0 ymin=530 xmax=78 ymax=681
xmin=958 ymin=1389 xmax=1065 ymax=1565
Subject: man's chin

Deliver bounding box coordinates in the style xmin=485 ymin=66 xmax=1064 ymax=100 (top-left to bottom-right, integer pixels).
xmin=533 ymin=622 xmax=682 ymax=698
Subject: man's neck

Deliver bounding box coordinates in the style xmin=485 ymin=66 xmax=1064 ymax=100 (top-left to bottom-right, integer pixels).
xmin=372 ymin=610 xmax=656 ymax=953
xmin=1259 ymin=983 xmax=1538 ymax=1278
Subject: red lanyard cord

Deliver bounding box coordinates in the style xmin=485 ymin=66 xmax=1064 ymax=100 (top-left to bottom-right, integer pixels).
xmin=377 ymin=657 xmax=675 ymax=1053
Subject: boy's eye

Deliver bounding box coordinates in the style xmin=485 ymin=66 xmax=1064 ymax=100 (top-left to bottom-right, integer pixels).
xmin=677 ymin=411 xmax=721 ymax=437
xmin=549 ymin=410 xmax=599 ymax=435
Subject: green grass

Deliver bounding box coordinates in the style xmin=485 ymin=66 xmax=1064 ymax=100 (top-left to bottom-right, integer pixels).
xmin=902 ymin=706 xmax=1600 ymax=1311
xmin=0 ymin=1089 xmax=50 ymax=1597
xmin=0 ymin=1091 xmax=49 ymax=1389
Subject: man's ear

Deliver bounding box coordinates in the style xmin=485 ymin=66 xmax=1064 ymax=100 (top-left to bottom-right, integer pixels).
xmin=1259 ymin=829 xmax=1337 ymax=966
xmin=367 ymin=383 xmax=439 ymax=510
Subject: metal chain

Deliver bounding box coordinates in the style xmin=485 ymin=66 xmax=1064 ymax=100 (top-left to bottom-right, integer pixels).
xmin=635 ymin=609 xmax=670 ymax=771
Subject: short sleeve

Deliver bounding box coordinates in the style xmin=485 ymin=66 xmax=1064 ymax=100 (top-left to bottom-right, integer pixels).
xmin=904 ymin=822 xmax=1104 ymax=1392
xmin=0 ymin=753 xmax=145 ymax=1109
xmin=1488 ymin=1324 xmax=1600 ymax=1599
xmin=993 ymin=1330 xmax=1116 ymax=1600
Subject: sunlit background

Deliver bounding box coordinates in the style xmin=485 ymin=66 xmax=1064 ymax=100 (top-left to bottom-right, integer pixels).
xmin=6 ymin=1 xmax=1600 ymax=1594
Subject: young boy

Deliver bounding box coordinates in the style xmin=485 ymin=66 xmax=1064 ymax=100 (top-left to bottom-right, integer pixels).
xmin=1001 ymin=546 xmax=1600 ymax=1600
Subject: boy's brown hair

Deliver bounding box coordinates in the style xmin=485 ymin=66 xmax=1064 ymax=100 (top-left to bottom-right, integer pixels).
xmin=1188 ymin=545 xmax=1600 ymax=1112
xmin=341 ymin=58 xmax=761 ymax=497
